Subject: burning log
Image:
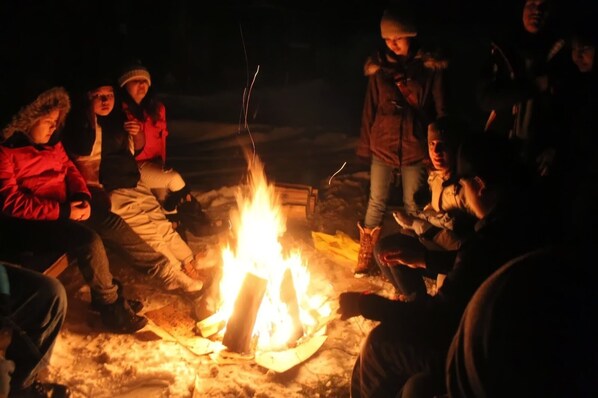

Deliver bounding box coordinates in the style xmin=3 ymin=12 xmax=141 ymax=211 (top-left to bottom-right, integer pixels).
xmin=222 ymin=272 xmax=267 ymax=353
xmin=280 ymin=268 xmax=304 ymax=346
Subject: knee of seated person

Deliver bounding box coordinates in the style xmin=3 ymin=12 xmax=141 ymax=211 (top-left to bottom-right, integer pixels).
xmin=37 ymin=276 xmax=67 ymax=313
xmin=70 ymin=223 xmax=103 ymax=248
xmin=167 ymin=171 xmax=186 ymax=192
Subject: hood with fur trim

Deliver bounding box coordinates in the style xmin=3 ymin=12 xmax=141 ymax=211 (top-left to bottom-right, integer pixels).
xmin=364 ymin=49 xmax=449 ymax=76
xmin=1 ymin=87 xmax=71 ymax=142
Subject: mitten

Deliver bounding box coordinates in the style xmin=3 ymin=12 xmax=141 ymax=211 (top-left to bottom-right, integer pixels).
xmin=337 ymin=292 xmax=364 ymax=320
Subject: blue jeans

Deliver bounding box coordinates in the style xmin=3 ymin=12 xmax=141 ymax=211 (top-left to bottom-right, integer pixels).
xmin=2 ymin=263 xmax=67 ymax=389
xmin=364 ymin=156 xmax=427 ymax=228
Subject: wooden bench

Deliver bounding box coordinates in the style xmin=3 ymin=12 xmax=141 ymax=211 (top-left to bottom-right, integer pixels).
xmin=0 ymin=251 xmax=69 ymax=278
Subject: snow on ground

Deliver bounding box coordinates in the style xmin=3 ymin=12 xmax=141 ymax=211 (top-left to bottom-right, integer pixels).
xmin=44 ymin=83 xmax=406 ymax=397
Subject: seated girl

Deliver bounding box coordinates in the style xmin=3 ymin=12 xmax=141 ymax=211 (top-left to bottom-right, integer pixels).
xmin=117 ymin=61 xmax=225 ymax=236
xmin=63 ymin=77 xmax=214 ymax=285
xmin=0 ymin=84 xmax=146 ymax=333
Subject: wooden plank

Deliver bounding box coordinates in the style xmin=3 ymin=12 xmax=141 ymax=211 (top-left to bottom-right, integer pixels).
xmin=280 ymin=269 xmax=304 ymax=346
xmin=222 ymin=273 xmax=267 ymax=353
xmin=0 ymin=251 xmax=69 ymax=278
xmin=274 ymin=183 xmax=318 ymax=220
xmin=43 ymin=253 xmax=69 ymax=278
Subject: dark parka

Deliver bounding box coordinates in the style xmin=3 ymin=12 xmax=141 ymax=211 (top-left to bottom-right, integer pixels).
xmin=477 ymin=32 xmax=574 ymax=163
xmin=62 ymin=103 xmax=141 ymax=193
xmin=357 ymin=49 xmax=447 ymax=168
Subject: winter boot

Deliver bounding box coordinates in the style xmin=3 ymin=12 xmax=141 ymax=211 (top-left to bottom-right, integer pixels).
xmin=157 ymin=263 xmax=204 ymax=294
xmin=98 ymin=297 xmax=148 ymax=334
xmin=182 ymin=260 xmax=203 ymax=281
xmin=91 ymin=279 xmax=143 ymax=314
xmin=163 ymin=187 xmax=188 ymax=212
xmin=355 ymin=222 xmax=381 ymax=278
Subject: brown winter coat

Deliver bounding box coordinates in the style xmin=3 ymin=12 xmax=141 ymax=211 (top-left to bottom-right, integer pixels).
xmin=357 ymin=50 xmax=447 ymax=168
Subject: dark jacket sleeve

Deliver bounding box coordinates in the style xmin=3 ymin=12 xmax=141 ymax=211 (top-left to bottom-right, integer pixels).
xmin=432 ymin=68 xmax=447 ymax=118
xmin=477 ymin=43 xmax=539 ymax=112
xmin=356 ymin=76 xmax=378 ymax=159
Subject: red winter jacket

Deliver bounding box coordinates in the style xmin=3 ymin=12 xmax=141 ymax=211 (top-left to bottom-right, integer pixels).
xmin=0 ymin=133 xmax=91 ymax=220
xmin=122 ymin=101 xmax=168 ymax=163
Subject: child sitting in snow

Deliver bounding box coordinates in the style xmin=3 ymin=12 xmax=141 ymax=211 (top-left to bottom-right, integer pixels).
xmin=62 ymin=75 xmax=206 ymax=295
xmin=0 ymin=83 xmax=147 ymax=334
xmin=374 ymin=117 xmax=476 ymax=301
xmin=117 ymin=61 xmax=225 ymax=237
xmin=62 ymin=75 xmax=213 ymax=293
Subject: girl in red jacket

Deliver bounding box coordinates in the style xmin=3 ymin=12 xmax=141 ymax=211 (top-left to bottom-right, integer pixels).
xmin=0 ymin=85 xmax=146 ymax=334
xmin=118 ymin=62 xmax=222 ymax=237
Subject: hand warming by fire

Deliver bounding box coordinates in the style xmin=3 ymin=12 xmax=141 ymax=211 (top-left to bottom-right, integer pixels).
xmin=200 ymin=155 xmax=331 ymax=356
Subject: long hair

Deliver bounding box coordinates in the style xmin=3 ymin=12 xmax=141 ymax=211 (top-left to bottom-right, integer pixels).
xmin=120 ymin=86 xmax=162 ymax=124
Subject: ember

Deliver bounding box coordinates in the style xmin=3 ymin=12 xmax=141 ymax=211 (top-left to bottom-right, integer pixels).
xmin=204 ymin=155 xmax=331 ymax=355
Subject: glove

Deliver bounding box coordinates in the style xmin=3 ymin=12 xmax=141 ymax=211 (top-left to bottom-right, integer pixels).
xmin=412 ymin=219 xmax=432 ymax=236
xmin=337 ymin=292 xmax=364 ymax=320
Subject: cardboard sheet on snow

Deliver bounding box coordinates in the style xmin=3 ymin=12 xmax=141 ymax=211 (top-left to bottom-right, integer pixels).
xmin=311 ymin=230 xmax=359 ymax=263
xmin=144 ymin=302 xmax=216 ymax=356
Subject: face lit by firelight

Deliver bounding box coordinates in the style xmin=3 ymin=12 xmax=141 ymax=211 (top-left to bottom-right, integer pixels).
xmin=383 ymin=36 xmax=411 ymax=56
xmin=571 ymin=39 xmax=595 ymax=73
xmin=428 ymin=139 xmax=453 ymax=174
xmin=522 ymin=0 xmax=552 ymax=34
xmin=124 ymin=78 xmax=149 ymax=105
xmin=28 ymin=109 xmax=60 ymax=144
xmin=89 ymin=86 xmax=115 ymax=116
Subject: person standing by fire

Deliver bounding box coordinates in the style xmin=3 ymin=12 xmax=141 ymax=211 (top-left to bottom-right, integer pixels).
xmin=355 ymin=4 xmax=447 ymax=277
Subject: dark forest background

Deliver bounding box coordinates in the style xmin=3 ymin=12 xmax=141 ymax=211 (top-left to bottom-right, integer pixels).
xmin=0 ymin=0 xmax=594 ymax=133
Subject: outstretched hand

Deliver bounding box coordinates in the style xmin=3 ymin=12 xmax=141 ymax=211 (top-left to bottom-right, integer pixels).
xmin=379 ymin=245 xmax=426 ymax=269
xmin=337 ymin=292 xmax=363 ymax=320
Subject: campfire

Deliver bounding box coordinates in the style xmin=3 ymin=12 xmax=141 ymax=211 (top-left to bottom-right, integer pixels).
xmin=197 ymin=155 xmax=331 ymax=369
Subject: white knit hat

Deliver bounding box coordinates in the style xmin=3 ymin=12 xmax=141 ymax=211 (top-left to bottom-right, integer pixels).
xmin=118 ymin=64 xmax=152 ymax=87
xmin=380 ymin=8 xmax=417 ymax=38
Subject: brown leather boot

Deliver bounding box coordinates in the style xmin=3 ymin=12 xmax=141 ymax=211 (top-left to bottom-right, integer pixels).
xmin=355 ymin=222 xmax=381 ymax=278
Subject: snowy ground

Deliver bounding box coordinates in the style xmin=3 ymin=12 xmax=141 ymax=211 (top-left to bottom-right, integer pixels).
xmin=44 ymin=82 xmax=407 ymax=397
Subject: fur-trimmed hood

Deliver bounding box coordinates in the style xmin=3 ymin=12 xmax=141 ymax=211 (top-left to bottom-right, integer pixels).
xmin=364 ymin=48 xmax=449 ymax=76
xmin=1 ymin=87 xmax=71 ymax=141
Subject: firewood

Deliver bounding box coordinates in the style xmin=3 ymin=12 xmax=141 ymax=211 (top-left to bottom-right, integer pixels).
xmin=280 ymin=268 xmax=304 ymax=346
xmin=222 ymin=272 xmax=267 ymax=353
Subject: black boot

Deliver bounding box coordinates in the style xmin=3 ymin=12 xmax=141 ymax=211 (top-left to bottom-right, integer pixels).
xmin=98 ymin=297 xmax=148 ymax=334
xmin=163 ymin=187 xmax=189 ymax=212
xmin=90 ymin=279 xmax=144 ymax=313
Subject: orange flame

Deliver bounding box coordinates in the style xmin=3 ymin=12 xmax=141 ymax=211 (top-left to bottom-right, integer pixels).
xmin=214 ymin=156 xmax=329 ymax=351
